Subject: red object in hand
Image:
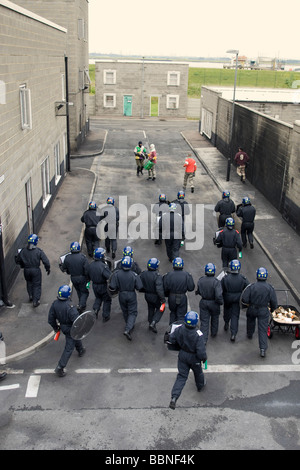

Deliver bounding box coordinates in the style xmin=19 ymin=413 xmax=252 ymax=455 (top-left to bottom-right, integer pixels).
xmin=160 ymin=303 xmax=165 ymax=312
xmin=54 ymin=331 xmax=60 ymax=341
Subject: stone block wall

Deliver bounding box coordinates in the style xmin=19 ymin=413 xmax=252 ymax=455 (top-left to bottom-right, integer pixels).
xmin=0 ymin=2 xmax=67 ymax=286
xmin=95 ymin=60 xmax=189 ymax=118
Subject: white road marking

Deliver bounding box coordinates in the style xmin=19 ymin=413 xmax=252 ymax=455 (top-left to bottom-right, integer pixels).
xmin=25 ymin=375 xmax=41 ymax=398
xmin=75 ymin=368 xmax=111 ymax=374
xmin=0 ymin=384 xmax=20 ymax=391
xmin=34 ymin=369 xmax=55 ymax=374
xmin=118 ymin=368 xmax=152 ymax=374
xmin=203 ymin=364 xmax=300 ymax=373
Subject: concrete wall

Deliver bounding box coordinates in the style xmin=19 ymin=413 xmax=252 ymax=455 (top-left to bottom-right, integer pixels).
xmin=199 ymin=87 xmax=300 ymax=234
xmin=239 ymin=101 xmax=300 ymax=125
xmin=95 ymin=61 xmax=189 ymax=118
xmin=13 ymin=0 xmax=90 ymax=151
xmin=0 ymin=1 xmax=67 ymax=286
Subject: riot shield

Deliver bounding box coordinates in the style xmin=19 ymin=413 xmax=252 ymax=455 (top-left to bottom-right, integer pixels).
xmin=70 ymin=310 xmax=96 ymax=340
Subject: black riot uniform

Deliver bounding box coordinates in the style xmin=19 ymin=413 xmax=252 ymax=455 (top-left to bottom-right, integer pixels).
xmin=160 ymin=204 xmax=182 ymax=262
xmin=81 ymin=205 xmax=101 ymax=257
xmin=196 ymin=268 xmax=223 ymax=344
xmin=152 ymin=196 xmax=170 ymax=245
xmin=61 ymin=252 xmax=90 ymax=312
xmin=216 ymin=223 xmax=243 ymax=268
xmin=241 ymin=270 xmax=278 ymax=356
xmin=108 ymin=261 xmax=143 ymax=340
xmin=87 ymin=258 xmax=112 ymax=321
xmin=140 ymin=264 xmax=166 ymax=333
xmin=171 ymin=193 xmax=190 ymax=242
xmin=214 ymin=196 xmax=236 ymax=227
xmin=15 ymin=245 xmax=50 ymax=307
xmin=98 ymin=199 xmax=119 ymax=259
xmin=168 ymin=313 xmax=207 ymax=409
xmin=48 ymin=295 xmax=85 ymax=376
xmin=163 ymin=262 xmax=195 ymax=324
xmin=237 ymin=200 xmax=256 ymax=248
xmin=221 ymin=268 xmax=249 ymax=340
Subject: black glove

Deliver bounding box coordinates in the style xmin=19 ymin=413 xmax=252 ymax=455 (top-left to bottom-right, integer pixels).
xmin=46 ymin=269 xmax=50 ymax=275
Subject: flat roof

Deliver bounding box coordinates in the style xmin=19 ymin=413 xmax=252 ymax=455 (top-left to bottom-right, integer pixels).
xmin=203 ymin=86 xmax=300 ymax=103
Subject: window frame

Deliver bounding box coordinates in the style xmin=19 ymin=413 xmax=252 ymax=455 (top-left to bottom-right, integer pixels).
xmin=167 ymin=71 xmax=180 ymax=86
xmin=103 ymin=69 xmax=116 ymax=85
xmin=166 ymin=94 xmax=179 ymax=109
xmin=103 ymin=93 xmax=116 ymax=108
xmin=41 ymin=156 xmax=51 ymax=208
xmin=54 ymin=141 xmax=61 ymax=184
xmin=19 ymin=84 xmax=32 ymax=130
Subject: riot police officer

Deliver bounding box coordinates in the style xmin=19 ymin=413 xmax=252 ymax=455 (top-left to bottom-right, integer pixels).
xmin=15 ymin=234 xmax=50 ymax=307
xmin=48 ymin=285 xmax=86 ymax=377
xmin=216 ymin=217 xmax=243 ymax=268
xmin=171 ymin=190 xmax=190 ymax=244
xmin=163 ymin=257 xmax=195 ymax=325
xmin=168 ymin=311 xmax=207 ymax=410
xmin=214 ymin=190 xmax=236 ymax=228
xmin=236 ymin=196 xmax=256 ymax=249
xmin=152 ymin=193 xmax=170 ymax=245
xmin=241 ymin=267 xmax=278 ymax=357
xmin=81 ymin=201 xmax=101 ymax=257
xmin=99 ymin=197 xmax=119 ymax=259
xmin=87 ymin=247 xmax=112 ymax=322
xmin=221 ymin=259 xmax=249 ymax=341
xmin=115 ymin=246 xmax=141 ymax=274
xmin=140 ymin=258 xmax=166 ymax=333
xmin=60 ymin=242 xmax=89 ymax=313
xmin=108 ymin=256 xmax=143 ymax=341
xmin=195 ymin=263 xmax=223 ymax=344
xmin=160 ymin=203 xmax=182 ymax=262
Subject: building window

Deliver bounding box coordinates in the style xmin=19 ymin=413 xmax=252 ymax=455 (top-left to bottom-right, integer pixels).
xmin=166 ymin=95 xmax=179 ymax=109
xmin=78 ymin=18 xmax=87 ymax=40
xmin=41 ymin=157 xmax=51 ymax=207
xmin=19 ymin=84 xmax=32 ymax=129
xmin=167 ymin=71 xmax=180 ymax=86
xmin=79 ymin=69 xmax=91 ymax=91
xmin=104 ymin=93 xmax=116 ymax=108
xmin=61 ymin=74 xmax=65 ymax=101
xmin=104 ymin=70 xmax=116 ymax=85
xmin=54 ymin=142 xmax=61 ymax=184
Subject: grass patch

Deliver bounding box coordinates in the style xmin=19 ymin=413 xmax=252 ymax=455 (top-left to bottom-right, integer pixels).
xmin=188 ymin=68 xmax=300 ymax=98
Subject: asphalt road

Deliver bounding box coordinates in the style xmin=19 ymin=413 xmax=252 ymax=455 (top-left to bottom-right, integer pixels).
xmin=0 ymin=119 xmax=299 ymax=452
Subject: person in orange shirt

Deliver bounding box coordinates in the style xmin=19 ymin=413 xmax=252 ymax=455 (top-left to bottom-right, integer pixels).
xmin=183 ymin=154 xmax=197 ymax=193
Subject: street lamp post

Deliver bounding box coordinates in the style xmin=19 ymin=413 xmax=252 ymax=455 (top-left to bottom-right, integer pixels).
xmin=226 ymin=49 xmax=239 ymax=181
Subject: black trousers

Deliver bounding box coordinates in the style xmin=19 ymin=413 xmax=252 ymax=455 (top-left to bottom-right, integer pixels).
xmin=24 ymin=267 xmax=42 ymax=302
xmin=171 ymin=351 xmax=205 ymax=399
xmin=58 ymin=325 xmax=83 ymax=369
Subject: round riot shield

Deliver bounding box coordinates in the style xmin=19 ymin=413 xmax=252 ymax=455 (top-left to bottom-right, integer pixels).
xmin=240 ymin=283 xmax=254 ymax=309
xmin=70 ymin=310 xmax=96 ymax=340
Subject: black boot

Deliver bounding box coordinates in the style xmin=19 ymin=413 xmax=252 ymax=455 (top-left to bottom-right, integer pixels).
xmin=169 ymin=397 xmax=177 ymax=409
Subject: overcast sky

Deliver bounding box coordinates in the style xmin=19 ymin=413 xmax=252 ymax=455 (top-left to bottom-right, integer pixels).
xmin=88 ymin=0 xmax=300 ymax=60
